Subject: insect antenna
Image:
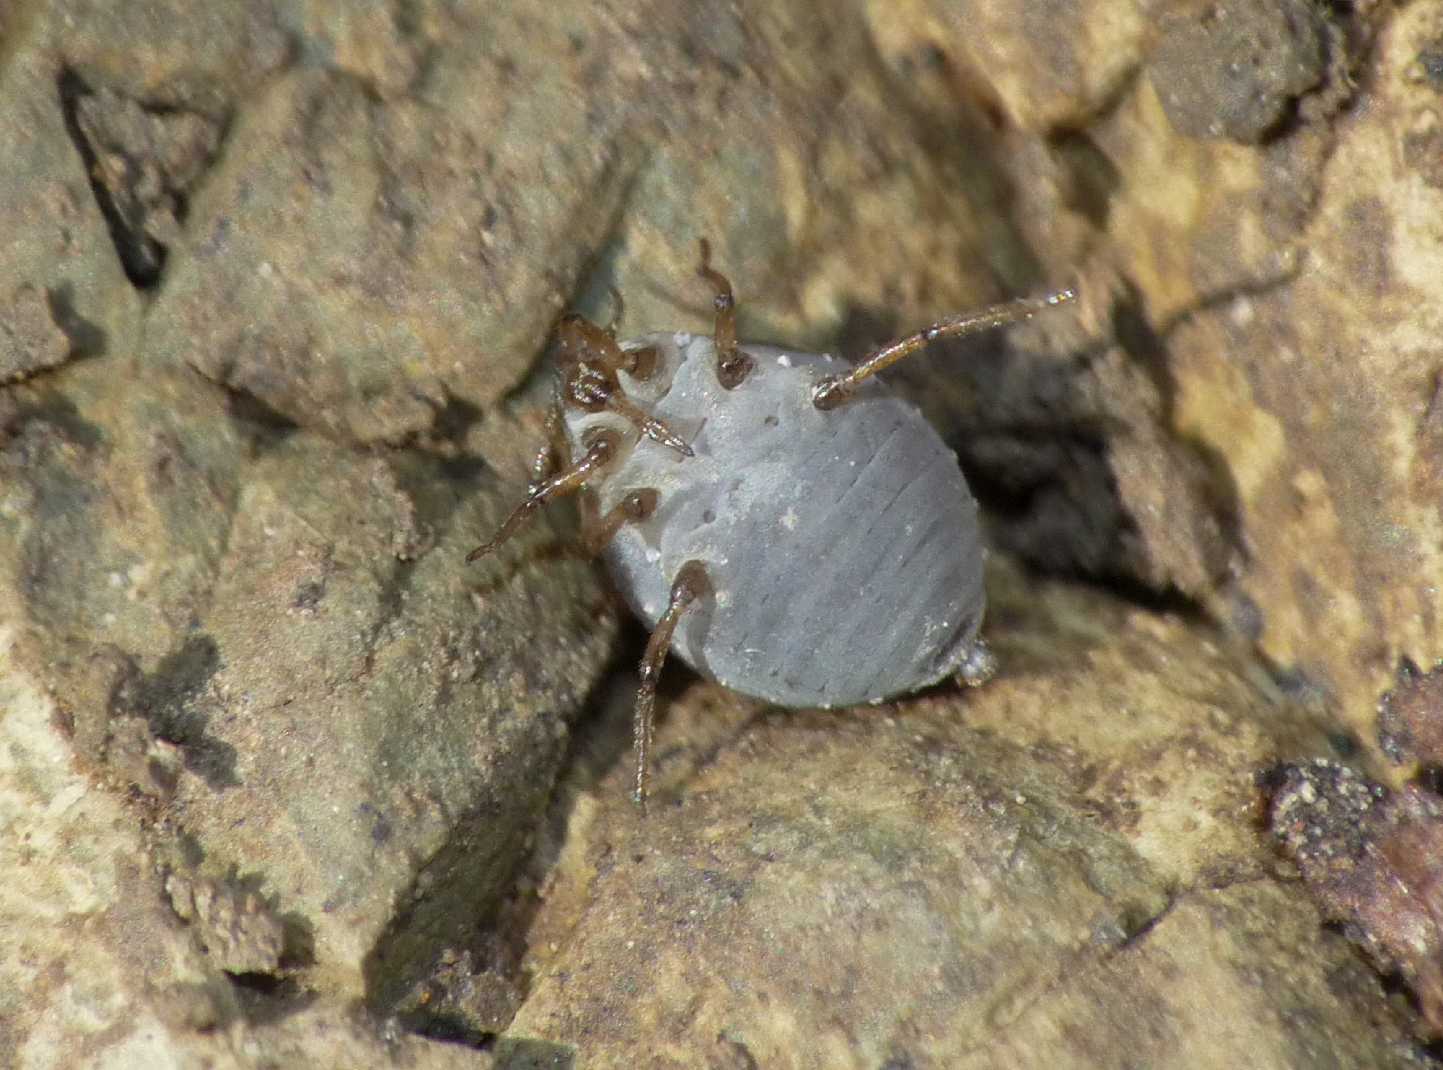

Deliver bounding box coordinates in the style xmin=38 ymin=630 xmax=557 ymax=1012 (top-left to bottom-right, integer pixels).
xmin=811 ymin=286 xmax=1076 ymax=411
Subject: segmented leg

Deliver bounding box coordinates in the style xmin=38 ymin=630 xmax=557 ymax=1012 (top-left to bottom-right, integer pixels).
xmin=564 ymin=364 xmax=693 ymax=458
xmin=555 ymin=313 xmax=657 ymax=380
xmin=583 ymin=487 xmax=659 ymax=556
xmin=697 ymin=239 xmax=753 ymax=389
xmin=466 ymin=430 xmax=619 ymax=563
xmin=812 ymin=287 xmax=1077 ymax=411
xmin=633 ymin=559 xmax=711 ymax=812
xmin=606 ymin=391 xmax=694 ymax=458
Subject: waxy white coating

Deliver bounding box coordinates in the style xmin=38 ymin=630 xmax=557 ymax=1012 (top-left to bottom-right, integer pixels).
xmin=565 ymin=331 xmax=987 ymax=709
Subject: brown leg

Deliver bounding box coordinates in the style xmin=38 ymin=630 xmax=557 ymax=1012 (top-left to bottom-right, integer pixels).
xmin=557 ymin=313 xmax=655 ymax=378
xmin=466 ymin=431 xmax=619 ymax=563
xmin=633 ymin=559 xmax=711 ymax=812
xmin=564 ymin=364 xmax=693 ymax=459
xmin=697 ymin=239 xmax=753 ymax=390
xmin=812 ymin=287 xmax=1077 ymax=411
xmin=605 ymin=392 xmax=694 ymax=458
xmin=582 ymin=488 xmax=659 ymax=556
xmin=601 ymin=287 xmax=661 ymax=380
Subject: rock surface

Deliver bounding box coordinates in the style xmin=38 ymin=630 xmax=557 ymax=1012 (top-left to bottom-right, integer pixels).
xmin=508 ymin=567 xmax=1418 ymax=1067
xmin=2 ymin=0 xmax=1439 ymax=1065
xmin=0 ymin=625 xmax=499 ymax=1069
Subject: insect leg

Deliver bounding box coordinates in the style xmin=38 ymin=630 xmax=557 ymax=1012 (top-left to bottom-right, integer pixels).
xmin=466 ymin=430 xmax=619 ymax=563
xmin=697 ymin=239 xmax=754 ymax=389
xmin=812 ymin=287 xmax=1076 ymax=411
xmin=633 ymin=559 xmax=711 ymax=812
xmin=582 ymin=487 xmax=659 ymax=556
xmin=565 ymin=366 xmax=692 ymax=458
xmin=555 ymin=313 xmax=658 ymax=379
xmin=606 ymin=393 xmax=694 ymax=458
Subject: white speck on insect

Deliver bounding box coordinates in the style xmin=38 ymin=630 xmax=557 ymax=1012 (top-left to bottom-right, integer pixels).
xmin=644 ymin=547 xmax=661 ymax=563
xmin=776 ymin=353 xmax=792 ymax=367
xmin=780 ymin=507 xmax=798 ymax=531
xmin=716 ymin=590 xmax=732 ymax=607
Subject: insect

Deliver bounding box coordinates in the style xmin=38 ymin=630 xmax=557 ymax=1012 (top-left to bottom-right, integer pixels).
xmin=469 ymin=242 xmax=1073 ymax=809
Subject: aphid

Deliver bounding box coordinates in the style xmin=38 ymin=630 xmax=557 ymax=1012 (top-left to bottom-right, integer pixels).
xmin=470 ymin=242 xmax=1073 ymax=808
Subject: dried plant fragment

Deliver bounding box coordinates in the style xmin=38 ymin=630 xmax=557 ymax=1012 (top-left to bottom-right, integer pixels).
xmin=1378 ymin=659 xmax=1443 ymax=768
xmin=1269 ymin=759 xmax=1443 ymax=1035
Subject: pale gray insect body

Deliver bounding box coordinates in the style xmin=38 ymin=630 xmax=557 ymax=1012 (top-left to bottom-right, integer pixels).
xmin=565 ymin=332 xmax=987 ymax=709
xmin=468 ymin=244 xmax=1071 ymax=806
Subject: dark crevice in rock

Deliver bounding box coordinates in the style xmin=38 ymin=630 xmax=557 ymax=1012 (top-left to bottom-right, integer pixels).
xmin=358 ymin=800 xmax=539 ymax=1020
xmin=388 ymin=388 xmax=489 ymax=487
xmin=1111 ymin=287 xmax=1247 ymax=570
xmin=44 ymin=281 xmax=108 ymax=360
xmin=1047 ymin=128 xmax=1122 ymax=231
xmin=128 ymin=634 xmax=237 ymax=789
xmin=217 ymin=380 xmax=302 ymax=448
xmin=367 ymin=651 xmax=626 ymax=1042
xmin=58 ymin=67 xmax=165 ymax=287
xmin=57 ymin=67 xmax=224 ymax=290
xmin=1115 ymin=892 xmax=1177 ymax=950
xmin=1 ymin=386 xmax=106 ymax=450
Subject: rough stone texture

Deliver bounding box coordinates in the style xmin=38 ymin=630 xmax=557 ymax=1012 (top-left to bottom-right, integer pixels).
xmin=1128 ymin=2 xmax=1443 ymax=743
xmin=144 ymin=49 xmax=638 ymax=442
xmin=0 ymin=38 xmax=139 ymax=381
xmin=164 ymin=871 xmax=288 ymax=976
xmin=160 ymin=432 xmax=616 ymax=1006
xmin=1149 ymin=0 xmax=1329 ymax=143
xmin=34 ymin=0 xmax=291 ymax=113
xmin=70 ymin=84 xmax=223 ymax=286
xmin=0 ymin=284 xmax=71 ymax=384
xmin=873 ymin=0 xmax=1443 ymax=745
xmin=860 ymin=0 xmax=1147 ymax=132
xmin=137 ymin=0 xmax=1032 ymax=446
xmin=508 ymin=570 xmax=1416 ymax=1066
xmin=0 ymin=345 xmax=617 ymax=1017
xmin=3 ymin=0 xmax=1441 ymax=1063
xmin=969 ymin=880 xmax=1422 ymax=1070
xmin=0 ymin=624 xmax=496 ymax=1070
xmin=0 ymin=358 xmax=247 ymax=662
